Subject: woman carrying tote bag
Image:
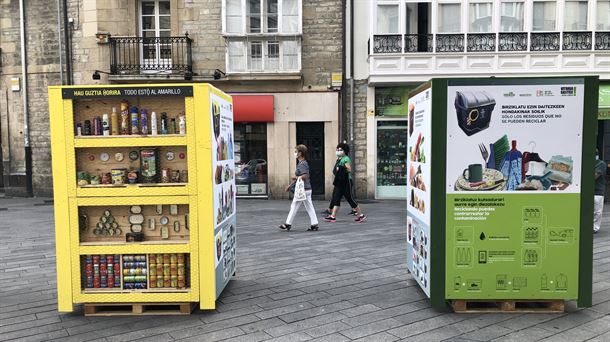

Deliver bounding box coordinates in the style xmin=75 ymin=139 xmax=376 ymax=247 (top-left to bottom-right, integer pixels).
xmin=279 ymin=145 xmax=319 ymax=231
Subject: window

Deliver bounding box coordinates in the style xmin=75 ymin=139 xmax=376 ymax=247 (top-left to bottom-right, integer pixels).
xmin=377 ymin=4 xmax=399 ymax=34
xmin=223 ymin=0 xmax=301 ymax=73
xmin=598 ymin=0 xmax=610 ymax=30
xmin=438 ymin=3 xmax=461 ymax=33
xmin=405 ymin=2 xmax=431 ymax=35
xmin=224 ymin=0 xmax=300 ymax=34
xmin=140 ymin=0 xmax=171 ymax=65
xmin=564 ymin=0 xmax=588 ymax=30
xmin=500 ymin=1 xmax=524 ymax=32
xmin=469 ymin=1 xmax=493 ymax=32
xmin=532 ymin=0 xmax=556 ymax=31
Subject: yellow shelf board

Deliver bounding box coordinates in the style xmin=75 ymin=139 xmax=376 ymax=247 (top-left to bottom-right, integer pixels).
xmin=79 ymin=244 xmax=191 ymax=255
xmin=82 ymin=288 xmax=190 ymax=294
xmin=80 ymin=240 xmax=189 ymax=246
xmin=74 ymin=135 xmax=187 ymax=148
xmin=75 ymin=195 xmax=191 ymax=206
xmin=76 ymin=184 xmax=190 ymax=197
xmin=74 ymin=291 xmax=196 ymax=303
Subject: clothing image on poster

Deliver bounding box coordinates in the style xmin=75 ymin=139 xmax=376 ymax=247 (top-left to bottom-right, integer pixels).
xmin=454 ymin=91 xmax=496 ymax=136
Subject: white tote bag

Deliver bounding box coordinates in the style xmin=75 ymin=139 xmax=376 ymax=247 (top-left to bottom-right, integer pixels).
xmin=294 ymin=177 xmax=306 ymax=202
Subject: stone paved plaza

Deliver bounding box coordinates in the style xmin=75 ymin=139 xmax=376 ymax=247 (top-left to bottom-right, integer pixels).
xmin=0 ymin=197 xmax=609 ymax=342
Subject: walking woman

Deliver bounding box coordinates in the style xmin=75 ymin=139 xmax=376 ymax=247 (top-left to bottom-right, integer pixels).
xmin=279 ymin=145 xmax=319 ymax=231
xmin=324 ymin=143 xmax=367 ymax=223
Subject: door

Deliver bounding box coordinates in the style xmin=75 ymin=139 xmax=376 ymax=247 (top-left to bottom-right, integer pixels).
xmin=296 ymin=122 xmax=325 ymax=198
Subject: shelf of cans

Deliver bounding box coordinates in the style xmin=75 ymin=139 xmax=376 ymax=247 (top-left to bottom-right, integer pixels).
xmin=75 ymin=100 xmax=186 ymax=138
xmin=82 ymin=253 xmax=189 ymax=291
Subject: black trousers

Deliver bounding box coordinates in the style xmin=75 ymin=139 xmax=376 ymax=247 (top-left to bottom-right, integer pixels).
xmin=330 ymin=179 xmax=358 ymax=209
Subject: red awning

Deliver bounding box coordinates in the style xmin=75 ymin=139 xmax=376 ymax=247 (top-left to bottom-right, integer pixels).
xmin=232 ymin=95 xmax=274 ymax=122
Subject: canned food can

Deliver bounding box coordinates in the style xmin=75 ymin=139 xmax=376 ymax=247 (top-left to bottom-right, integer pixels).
xmin=156 ymin=254 xmax=163 ymax=264
xmin=180 ymin=170 xmax=188 ymax=183
xmin=149 ymin=265 xmax=157 ymax=276
xmin=177 ymin=264 xmax=185 ymax=276
xmin=156 ymin=264 xmax=163 ymax=275
xmin=170 ymin=254 xmax=178 ymax=264
xmin=114 ymin=275 xmax=120 ymax=286
xmin=149 ymin=276 xmax=157 ymax=288
xmin=124 ymin=283 xmax=134 ymax=289
xmin=93 ymin=277 xmax=101 ymax=288
xmin=177 ymin=275 xmax=185 ymax=288
xmin=161 ymin=168 xmax=171 ymax=183
xmin=170 ymin=264 xmax=178 ymax=276
xmin=171 ymin=170 xmax=181 ymax=183
xmin=92 ymin=255 xmax=100 ymax=262
xmin=157 ymin=277 xmax=164 ymax=288
xmin=163 ymin=254 xmax=170 ymax=264
xmin=149 ymin=255 xmax=156 ymax=263
xmin=163 ymin=265 xmax=170 ymax=276
xmin=111 ymin=169 xmax=127 ymax=185
xmin=136 ymin=255 xmax=146 ymax=262
xmin=108 ymin=279 xmax=114 ymax=288
xmin=177 ymin=254 xmax=185 ymax=263
xmin=106 ymin=255 xmax=114 ymax=263
xmin=135 ymin=276 xmax=147 ymax=282
xmin=134 ymin=282 xmax=146 ymax=289
xmin=93 ymin=264 xmax=100 ymax=276
xmin=163 ymin=276 xmax=170 ymax=287
xmin=171 ymin=276 xmax=178 ymax=287
xmin=124 ymin=276 xmax=135 ymax=282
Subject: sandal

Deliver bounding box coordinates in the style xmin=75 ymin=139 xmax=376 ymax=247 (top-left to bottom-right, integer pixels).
xmin=307 ymin=225 xmax=319 ymax=231
xmin=279 ymin=224 xmax=291 ymax=231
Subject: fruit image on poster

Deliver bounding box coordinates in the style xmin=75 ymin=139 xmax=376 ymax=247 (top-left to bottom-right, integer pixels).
xmin=445 ymin=79 xmax=584 ymax=299
xmin=406 ymin=85 xmax=432 ymax=296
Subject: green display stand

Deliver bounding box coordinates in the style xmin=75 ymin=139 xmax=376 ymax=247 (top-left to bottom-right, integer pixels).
xmin=406 ymin=77 xmax=598 ymax=309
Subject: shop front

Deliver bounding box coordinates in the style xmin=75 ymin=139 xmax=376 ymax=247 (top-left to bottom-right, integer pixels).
xmin=232 ymin=95 xmax=274 ymax=198
xmin=372 ymin=86 xmax=414 ymax=199
xmin=597 ymin=83 xmax=610 ymax=197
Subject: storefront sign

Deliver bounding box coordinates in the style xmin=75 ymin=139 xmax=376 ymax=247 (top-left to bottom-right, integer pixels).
xmin=62 ymin=86 xmax=193 ymax=99
xmin=375 ymin=87 xmax=413 ymax=116
xmin=599 ymin=108 xmax=610 ymax=120
xmin=236 ymin=185 xmax=249 ymax=195
xmin=445 ymin=80 xmax=584 ymax=299
xmin=598 ymin=84 xmax=610 ymax=120
xmin=406 ymin=85 xmax=432 ymax=296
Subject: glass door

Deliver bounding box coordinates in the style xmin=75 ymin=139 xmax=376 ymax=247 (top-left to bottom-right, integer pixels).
xmin=376 ymin=119 xmax=408 ymax=198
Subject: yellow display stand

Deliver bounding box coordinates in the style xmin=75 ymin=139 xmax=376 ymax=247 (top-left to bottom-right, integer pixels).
xmin=49 ymin=84 xmax=236 ymax=313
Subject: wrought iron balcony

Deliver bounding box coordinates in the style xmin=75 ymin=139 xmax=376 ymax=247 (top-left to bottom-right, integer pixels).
xmin=563 ymin=32 xmax=592 ymax=50
xmin=436 ymin=34 xmax=465 ymax=52
xmin=499 ymin=32 xmax=528 ymax=51
xmin=467 ymin=33 xmax=496 ymax=52
xmin=528 ymin=32 xmax=560 ymax=51
xmin=109 ymin=35 xmax=193 ymax=75
xmin=373 ymin=35 xmax=402 ymax=53
xmin=595 ymin=32 xmax=610 ymax=50
xmin=404 ymin=34 xmax=433 ymax=52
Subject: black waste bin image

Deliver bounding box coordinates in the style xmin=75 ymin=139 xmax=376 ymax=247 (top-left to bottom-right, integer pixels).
xmin=454 ymin=90 xmax=496 ymax=136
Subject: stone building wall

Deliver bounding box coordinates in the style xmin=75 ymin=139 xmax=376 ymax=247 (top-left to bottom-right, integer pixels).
xmin=347 ymin=79 xmax=369 ymax=199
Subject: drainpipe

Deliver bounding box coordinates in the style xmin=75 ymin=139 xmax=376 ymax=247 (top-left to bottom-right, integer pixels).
xmin=348 ymin=0 xmax=357 ymax=196
xmin=19 ymin=0 xmax=33 ymax=196
xmin=341 ymin=0 xmax=347 ymax=143
xmin=57 ymin=0 xmax=64 ymax=84
xmin=62 ymin=0 xmax=72 ymax=84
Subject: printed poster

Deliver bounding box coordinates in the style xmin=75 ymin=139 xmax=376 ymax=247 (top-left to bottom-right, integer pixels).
xmin=406 ymin=86 xmax=432 ymax=296
xmin=445 ymin=80 xmax=584 ymax=299
xmin=210 ymin=92 xmax=237 ymax=298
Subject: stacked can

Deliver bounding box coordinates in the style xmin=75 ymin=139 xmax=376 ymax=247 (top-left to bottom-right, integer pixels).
xmin=84 ymin=255 xmax=94 ymax=288
xmin=100 ymin=254 xmax=108 ymax=288
xmin=93 ymin=255 xmax=101 ymax=288
xmin=148 ymin=253 xmax=186 ymax=289
xmin=114 ymin=254 xmax=121 ymax=287
xmin=123 ymin=255 xmax=147 ymax=289
xmin=106 ymin=255 xmax=115 ymax=288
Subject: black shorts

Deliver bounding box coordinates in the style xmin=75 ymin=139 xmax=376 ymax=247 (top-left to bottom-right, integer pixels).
xmin=330 ymin=180 xmax=358 ymax=209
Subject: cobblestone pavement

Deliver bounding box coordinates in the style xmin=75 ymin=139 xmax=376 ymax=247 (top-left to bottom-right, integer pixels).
xmin=0 ymin=197 xmax=609 ymax=342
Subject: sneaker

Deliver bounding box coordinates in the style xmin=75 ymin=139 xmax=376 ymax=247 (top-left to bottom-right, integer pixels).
xmin=348 ymin=209 xmax=358 ymax=216
xmin=322 ymin=209 xmax=332 ymax=215
xmin=355 ymin=214 xmax=367 ymax=223
xmin=324 ymin=215 xmax=336 ymax=222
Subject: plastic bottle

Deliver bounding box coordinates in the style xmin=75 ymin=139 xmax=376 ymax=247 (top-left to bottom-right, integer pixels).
xmin=110 ymin=107 xmax=119 ymax=135
xmin=160 ymin=112 xmax=168 ymax=134
xmin=76 ymin=122 xmax=82 ymax=136
xmin=178 ymin=114 xmax=186 ymax=135
xmin=150 ymin=111 xmax=158 ymax=136
xmin=140 ymin=109 xmax=149 ymax=135
xmin=170 ymin=118 xmax=176 ymax=134
xmin=130 ymin=106 xmax=139 ymax=135
xmin=102 ymin=114 xmax=110 ymax=136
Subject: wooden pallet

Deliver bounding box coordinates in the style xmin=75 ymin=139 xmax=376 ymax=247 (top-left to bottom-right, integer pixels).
xmin=450 ymin=299 xmax=564 ymax=313
xmin=84 ymin=302 xmax=196 ymax=316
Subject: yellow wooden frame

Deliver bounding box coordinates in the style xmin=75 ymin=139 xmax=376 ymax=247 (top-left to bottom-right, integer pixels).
xmin=49 ymin=83 xmax=227 ymax=312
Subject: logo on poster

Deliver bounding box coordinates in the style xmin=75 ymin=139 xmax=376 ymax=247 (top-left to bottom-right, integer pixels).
xmin=561 ymin=87 xmax=577 ymax=96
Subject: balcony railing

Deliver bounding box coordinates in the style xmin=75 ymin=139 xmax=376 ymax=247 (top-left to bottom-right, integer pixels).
xmin=109 ymin=36 xmax=192 ymax=75
xmin=371 ymin=31 xmax=609 ymax=54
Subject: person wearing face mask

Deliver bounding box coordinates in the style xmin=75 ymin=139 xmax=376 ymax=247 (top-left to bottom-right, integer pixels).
xmin=594 ymin=149 xmax=606 ymax=233
xmin=279 ymin=144 xmax=319 ymax=231
xmin=324 ymin=143 xmax=367 ymax=223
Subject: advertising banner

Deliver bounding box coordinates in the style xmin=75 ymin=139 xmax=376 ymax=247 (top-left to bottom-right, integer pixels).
xmin=210 ymin=93 xmax=237 ymax=298
xmin=406 ymin=85 xmax=432 ymax=296
xmin=445 ymin=80 xmax=585 ymax=299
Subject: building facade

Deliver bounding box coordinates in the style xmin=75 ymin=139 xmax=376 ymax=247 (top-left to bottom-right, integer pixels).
xmin=350 ymin=0 xmax=610 ymax=199
xmin=0 ymin=0 xmax=344 ymax=198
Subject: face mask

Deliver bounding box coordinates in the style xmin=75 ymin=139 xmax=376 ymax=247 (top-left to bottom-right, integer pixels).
xmin=294 ymin=152 xmax=299 ymax=158
xmin=336 ymin=151 xmax=343 ymax=157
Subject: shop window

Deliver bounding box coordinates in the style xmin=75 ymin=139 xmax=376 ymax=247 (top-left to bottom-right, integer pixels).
xmin=234 ymin=123 xmax=268 ymax=197
xmin=376 ymin=120 xmax=408 ymax=199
